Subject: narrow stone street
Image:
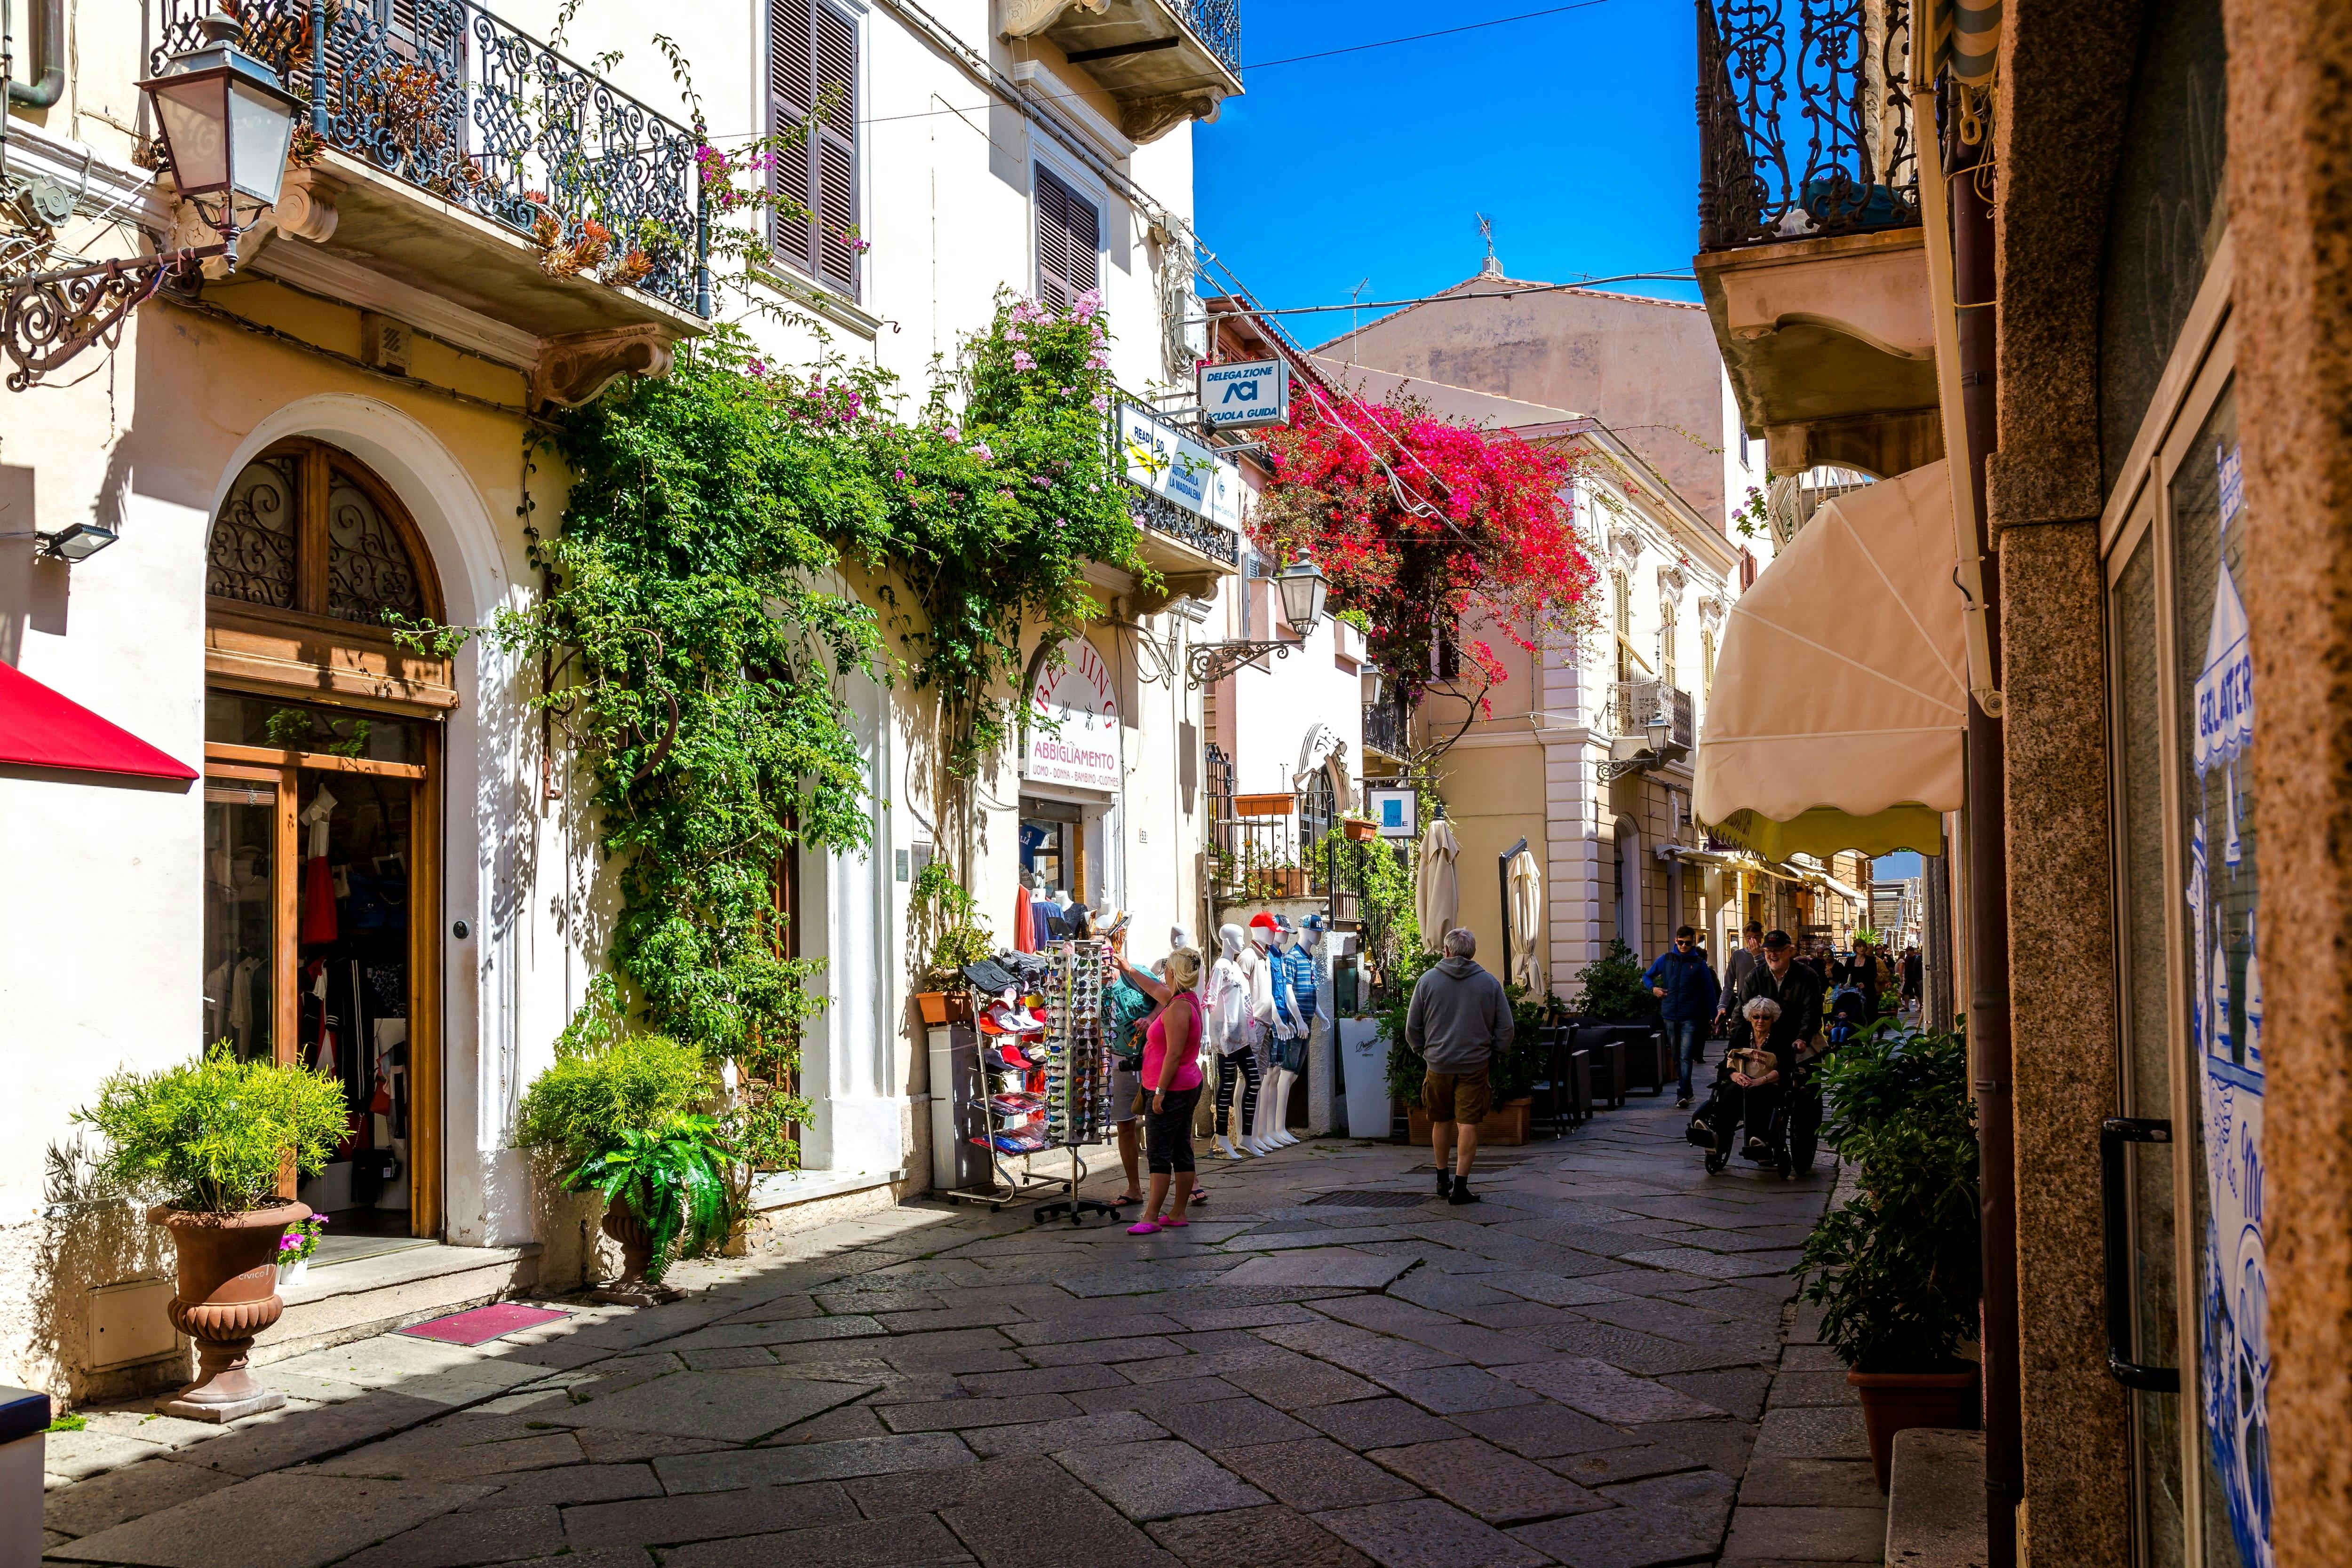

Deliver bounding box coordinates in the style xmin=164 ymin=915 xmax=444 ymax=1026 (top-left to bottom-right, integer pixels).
xmin=42 ymin=1104 xmax=1884 ymax=1568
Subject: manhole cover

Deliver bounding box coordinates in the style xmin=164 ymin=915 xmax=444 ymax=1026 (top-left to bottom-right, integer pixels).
xmin=1303 ymin=1189 xmax=1436 ymax=1208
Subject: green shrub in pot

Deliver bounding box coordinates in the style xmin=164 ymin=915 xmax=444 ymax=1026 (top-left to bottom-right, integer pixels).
xmin=72 ymin=1044 xmax=348 ymax=1418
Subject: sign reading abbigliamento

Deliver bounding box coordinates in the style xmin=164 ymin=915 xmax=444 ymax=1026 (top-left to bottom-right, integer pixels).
xmin=1023 ymin=637 xmax=1121 ymax=794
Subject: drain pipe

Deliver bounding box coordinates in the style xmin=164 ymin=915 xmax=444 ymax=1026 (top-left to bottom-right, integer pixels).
xmin=3 ymin=0 xmax=64 ymax=107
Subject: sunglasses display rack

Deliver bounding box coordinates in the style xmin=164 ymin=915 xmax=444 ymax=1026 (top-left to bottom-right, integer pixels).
xmin=1033 ymin=939 xmax=1126 ymax=1227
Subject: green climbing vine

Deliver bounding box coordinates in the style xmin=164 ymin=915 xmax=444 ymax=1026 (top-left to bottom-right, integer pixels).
xmin=405 ymin=295 xmax=1136 ymax=1172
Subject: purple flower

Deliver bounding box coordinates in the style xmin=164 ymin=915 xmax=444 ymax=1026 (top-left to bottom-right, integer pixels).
xmin=1031 ymin=475 xmax=1051 ymax=487
xmin=895 ymin=468 xmax=907 ymax=482
xmin=970 ymin=442 xmax=994 ymax=462
xmin=747 ymin=357 xmax=768 ymax=378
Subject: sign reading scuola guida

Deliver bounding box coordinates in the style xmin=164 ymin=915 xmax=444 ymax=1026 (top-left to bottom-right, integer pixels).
xmin=1023 ymin=637 xmax=1120 ymax=793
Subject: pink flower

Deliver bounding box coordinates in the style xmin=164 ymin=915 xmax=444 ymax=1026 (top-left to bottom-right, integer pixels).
xmin=1073 ymin=289 xmax=1103 ymax=322
xmin=970 ymin=442 xmax=994 ymax=462
xmin=1012 ymin=350 xmax=1037 ymax=372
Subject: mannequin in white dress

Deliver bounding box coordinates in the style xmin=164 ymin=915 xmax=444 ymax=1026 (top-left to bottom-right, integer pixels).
xmin=1242 ymin=914 xmax=1280 ymax=1154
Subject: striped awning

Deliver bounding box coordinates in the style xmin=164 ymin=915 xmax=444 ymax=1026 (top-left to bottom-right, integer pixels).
xmin=1931 ymin=0 xmax=2002 ymax=88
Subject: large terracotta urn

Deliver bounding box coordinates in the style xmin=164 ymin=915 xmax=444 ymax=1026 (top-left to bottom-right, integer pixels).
xmin=593 ymin=1191 xmax=682 ymax=1307
xmin=152 ymin=1201 xmax=308 ymax=1422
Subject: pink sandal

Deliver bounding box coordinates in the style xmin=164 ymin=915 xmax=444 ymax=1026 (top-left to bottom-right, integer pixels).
xmin=1160 ymin=1216 xmax=1189 ymax=1228
xmin=1127 ymin=1220 xmax=1162 ymax=1235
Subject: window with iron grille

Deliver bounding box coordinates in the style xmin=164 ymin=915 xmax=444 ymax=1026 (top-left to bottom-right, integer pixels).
xmin=769 ymin=0 xmax=860 ymax=300
xmin=1035 ymin=166 xmax=1099 ymax=308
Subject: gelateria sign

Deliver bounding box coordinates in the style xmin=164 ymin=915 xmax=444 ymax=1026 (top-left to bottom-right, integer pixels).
xmin=1023 ymin=637 xmax=1121 ymax=794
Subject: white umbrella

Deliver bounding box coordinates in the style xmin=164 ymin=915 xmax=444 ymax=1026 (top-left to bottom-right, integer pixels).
xmin=1508 ymin=847 xmax=1543 ymax=991
xmin=1416 ymin=817 xmax=1459 ymax=954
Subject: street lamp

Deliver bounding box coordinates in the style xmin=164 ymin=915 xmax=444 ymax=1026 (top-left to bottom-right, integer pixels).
xmin=2 ymin=10 xmax=300 ymax=391
xmin=1185 ymin=555 xmax=1330 ymax=687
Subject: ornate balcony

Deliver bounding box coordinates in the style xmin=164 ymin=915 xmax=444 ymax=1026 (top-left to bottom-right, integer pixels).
xmin=1692 ymin=0 xmax=1939 ymax=475
xmin=154 ymin=0 xmax=707 ymax=396
xmin=1363 ymin=701 xmax=1407 ymax=762
xmin=1001 ymin=0 xmax=1243 ymax=144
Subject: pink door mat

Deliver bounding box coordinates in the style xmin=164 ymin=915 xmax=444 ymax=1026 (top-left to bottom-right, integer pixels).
xmin=399 ymin=1303 xmax=572 ymax=1345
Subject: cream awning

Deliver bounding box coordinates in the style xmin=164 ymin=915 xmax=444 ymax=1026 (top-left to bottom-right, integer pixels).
xmin=1694 ymin=460 xmax=1965 ymax=860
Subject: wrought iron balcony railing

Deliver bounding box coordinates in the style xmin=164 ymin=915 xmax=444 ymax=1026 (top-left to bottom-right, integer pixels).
xmin=1127 ymin=482 xmax=1240 ymax=565
xmin=1362 ymin=701 xmax=1407 ymax=760
xmin=155 ymin=0 xmax=708 ymax=317
xmin=1697 ymin=0 xmax=1920 ymax=251
xmin=1174 ymin=0 xmax=1242 ymax=78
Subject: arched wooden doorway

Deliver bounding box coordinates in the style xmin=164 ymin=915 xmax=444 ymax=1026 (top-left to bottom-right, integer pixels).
xmin=199 ymin=437 xmax=453 ymax=1240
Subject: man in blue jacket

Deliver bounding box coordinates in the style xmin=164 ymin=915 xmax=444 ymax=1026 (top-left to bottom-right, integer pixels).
xmin=1644 ymin=926 xmax=1723 ymax=1108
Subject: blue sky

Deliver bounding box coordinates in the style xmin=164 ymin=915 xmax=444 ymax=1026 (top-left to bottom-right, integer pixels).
xmin=1195 ymin=0 xmax=1701 ymax=348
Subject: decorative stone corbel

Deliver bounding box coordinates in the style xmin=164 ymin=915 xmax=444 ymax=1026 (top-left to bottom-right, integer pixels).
xmin=1656 ymin=560 xmax=1688 ymax=601
xmin=1697 ymin=593 xmax=1728 ymax=634
xmin=1607 ymin=526 xmax=1644 ymax=576
xmin=1000 ymin=0 xmax=1107 ymax=37
xmin=1121 ymin=89 xmax=1226 ymax=145
xmin=530 ymin=324 xmax=676 ymax=410
xmin=273 ymin=167 xmax=342 ymax=245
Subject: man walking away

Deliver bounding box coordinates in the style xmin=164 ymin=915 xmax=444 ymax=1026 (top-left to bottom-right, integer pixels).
xmin=1718 ymin=923 xmax=1765 ymax=1034
xmin=1406 ymin=927 xmax=1513 ymax=1205
xmin=1644 ymin=926 xmax=1722 ymax=1109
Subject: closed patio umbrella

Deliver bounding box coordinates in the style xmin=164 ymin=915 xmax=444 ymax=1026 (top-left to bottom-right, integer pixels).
xmin=1508 ymin=846 xmax=1543 ymax=991
xmin=1416 ymin=816 xmax=1459 ymax=954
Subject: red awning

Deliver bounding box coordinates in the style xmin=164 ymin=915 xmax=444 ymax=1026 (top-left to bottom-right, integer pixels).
xmin=0 ymin=661 xmax=198 ymax=782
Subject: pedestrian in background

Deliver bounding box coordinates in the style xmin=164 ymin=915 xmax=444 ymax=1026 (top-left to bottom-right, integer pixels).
xmin=1717 ymin=922 xmax=1765 ymax=1035
xmin=1644 ymin=925 xmax=1722 ymax=1109
xmin=1406 ymin=927 xmax=1514 ymax=1205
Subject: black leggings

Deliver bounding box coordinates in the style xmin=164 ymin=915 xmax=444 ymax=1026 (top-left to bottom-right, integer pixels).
xmin=1146 ymin=1085 xmax=1202 ymax=1174
xmin=1214 ymin=1050 xmax=1262 ymax=1134
xmin=1715 ymin=1081 xmax=1782 ymax=1152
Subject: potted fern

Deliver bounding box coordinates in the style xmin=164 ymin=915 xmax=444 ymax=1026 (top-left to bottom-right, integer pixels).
xmin=74 ymin=1045 xmax=347 ymax=1421
xmin=516 ymin=988 xmax=737 ymax=1304
xmin=1796 ymin=1022 xmax=1982 ymax=1488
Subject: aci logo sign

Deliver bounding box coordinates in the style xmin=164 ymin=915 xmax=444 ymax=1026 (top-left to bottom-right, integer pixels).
xmin=1199 ymin=357 xmax=1289 ymax=431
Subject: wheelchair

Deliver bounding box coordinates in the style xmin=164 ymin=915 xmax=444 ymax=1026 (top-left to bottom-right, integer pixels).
xmin=1685 ymin=1045 xmax=1823 ymax=1179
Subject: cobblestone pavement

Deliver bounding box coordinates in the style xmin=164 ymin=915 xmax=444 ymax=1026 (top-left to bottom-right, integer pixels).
xmin=42 ymin=1100 xmax=1885 ymax=1568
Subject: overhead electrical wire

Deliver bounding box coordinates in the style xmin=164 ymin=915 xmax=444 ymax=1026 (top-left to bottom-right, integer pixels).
xmin=1198 ymin=271 xmax=1696 ymax=322
xmin=1240 ymin=0 xmax=1629 ymax=70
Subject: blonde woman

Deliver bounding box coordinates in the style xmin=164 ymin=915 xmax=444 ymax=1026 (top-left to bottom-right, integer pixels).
xmin=1130 ymin=946 xmax=1205 ymax=1235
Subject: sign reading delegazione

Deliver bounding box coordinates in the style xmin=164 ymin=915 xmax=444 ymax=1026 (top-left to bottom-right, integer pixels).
xmin=1200 ymin=358 xmax=1288 ymax=431
xmin=1118 ymin=401 xmax=1241 ymax=531
xmin=1023 ymin=637 xmax=1121 ymax=794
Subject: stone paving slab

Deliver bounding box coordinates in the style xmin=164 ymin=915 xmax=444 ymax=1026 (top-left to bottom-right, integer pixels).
xmin=1315 ymin=1497 xmax=1550 ymax=1568
xmin=654 ymin=1433 xmax=975 ymax=1491
xmin=1367 ymin=1436 xmax=1610 ymax=1524
xmin=49 ymin=1473 xmax=496 ymax=1568
xmin=1054 ymin=1437 xmax=1271 ymax=1520
xmin=1145 ymin=1503 xmax=1377 ymax=1568
xmin=560 ymin=1478 xmax=857 ymax=1547
xmin=43 ymin=1458 xmax=241 ymax=1538
xmin=1220 ymin=1252 xmax=1416 ymax=1290
xmin=662 ymin=1515 xmax=974 ymax=1568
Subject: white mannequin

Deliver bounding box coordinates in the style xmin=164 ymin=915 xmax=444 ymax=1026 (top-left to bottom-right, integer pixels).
xmin=1243 ymin=919 xmax=1280 ymax=1154
xmin=1259 ymin=923 xmax=1307 ymax=1148
xmin=1207 ymin=925 xmax=1253 ymax=1159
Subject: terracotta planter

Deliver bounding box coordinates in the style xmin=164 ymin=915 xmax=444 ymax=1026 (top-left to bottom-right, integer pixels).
xmin=916 ymin=991 xmax=950 ymax=1025
xmin=1232 ymin=792 xmax=1295 ymax=818
xmin=594 ymin=1190 xmax=683 ymax=1307
xmin=152 ymin=1202 xmax=308 ymax=1421
xmin=1406 ymin=1098 xmax=1534 ymax=1148
xmin=1849 ymin=1366 xmax=1980 ymax=1489
xmin=1342 ymin=818 xmax=1378 ymax=841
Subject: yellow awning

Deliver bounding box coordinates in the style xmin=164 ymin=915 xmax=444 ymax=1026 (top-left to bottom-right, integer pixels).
xmin=1694 ymin=461 xmax=1966 ymax=858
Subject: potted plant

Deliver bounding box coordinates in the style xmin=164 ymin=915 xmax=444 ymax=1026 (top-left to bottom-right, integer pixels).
xmin=74 ymin=1044 xmax=347 ymax=1421
xmin=1796 ymin=1022 xmax=1982 ymax=1488
xmin=910 ymin=861 xmax=991 ymax=1025
xmin=1341 ymin=809 xmax=1378 ymax=842
xmin=1233 ymin=791 xmax=1296 ymax=819
xmin=276 ymin=1213 xmax=329 ymax=1288
xmin=515 ymin=993 xmax=737 ymax=1304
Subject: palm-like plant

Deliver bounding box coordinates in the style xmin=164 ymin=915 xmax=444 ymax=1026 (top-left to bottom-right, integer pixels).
xmin=560 ymin=1113 xmax=735 ymax=1283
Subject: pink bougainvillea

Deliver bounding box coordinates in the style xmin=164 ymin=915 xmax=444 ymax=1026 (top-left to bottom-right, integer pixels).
xmin=1253 ymin=388 xmax=1597 ymax=702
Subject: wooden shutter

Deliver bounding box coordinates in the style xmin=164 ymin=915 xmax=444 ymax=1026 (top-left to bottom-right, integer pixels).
xmin=1035 ymin=166 xmax=1099 ymax=308
xmin=769 ymin=0 xmax=859 ymax=300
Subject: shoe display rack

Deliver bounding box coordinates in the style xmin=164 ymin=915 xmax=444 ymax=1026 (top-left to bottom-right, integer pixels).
xmin=937 ymin=971 xmax=1064 ymax=1210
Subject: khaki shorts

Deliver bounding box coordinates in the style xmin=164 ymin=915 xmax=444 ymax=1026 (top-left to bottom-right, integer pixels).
xmin=1422 ymin=1065 xmax=1493 ymax=1125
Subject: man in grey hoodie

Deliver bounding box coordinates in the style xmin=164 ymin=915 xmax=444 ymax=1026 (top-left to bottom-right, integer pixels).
xmin=1406 ymin=928 xmax=1515 ymax=1204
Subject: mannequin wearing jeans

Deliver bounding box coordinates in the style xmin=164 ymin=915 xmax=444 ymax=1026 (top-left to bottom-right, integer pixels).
xmin=1258 ymin=921 xmax=1307 ymax=1150
xmin=1207 ymin=925 xmax=1260 ymax=1159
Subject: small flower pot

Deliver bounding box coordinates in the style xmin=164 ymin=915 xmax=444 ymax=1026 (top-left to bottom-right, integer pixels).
xmin=592 ymin=1192 xmax=684 ymax=1307
xmin=1232 ymin=792 xmax=1295 ymax=819
xmin=1849 ymin=1366 xmax=1981 ymax=1489
xmin=151 ymin=1202 xmax=309 ymax=1422
xmin=276 ymin=1258 xmax=310 ymax=1290
xmin=1342 ymin=818 xmax=1378 ymax=842
xmin=916 ymin=991 xmax=951 ymax=1026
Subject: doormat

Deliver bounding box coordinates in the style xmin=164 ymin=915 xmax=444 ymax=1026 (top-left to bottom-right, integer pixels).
xmin=1303 ymin=1189 xmax=1436 ymax=1209
xmin=399 ymin=1303 xmax=571 ymax=1346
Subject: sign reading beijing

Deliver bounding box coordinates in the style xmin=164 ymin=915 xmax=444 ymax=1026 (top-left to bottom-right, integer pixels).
xmin=1199 ymin=357 xmax=1289 ymax=431
xmin=1023 ymin=637 xmax=1122 ymax=794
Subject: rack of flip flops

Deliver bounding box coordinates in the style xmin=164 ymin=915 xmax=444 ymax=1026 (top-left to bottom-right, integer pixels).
xmin=965 ymin=961 xmax=1064 ymax=1204
xmin=1033 ymin=939 xmax=1125 ymax=1225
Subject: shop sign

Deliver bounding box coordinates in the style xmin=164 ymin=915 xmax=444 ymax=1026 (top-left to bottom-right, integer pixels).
xmin=1024 ymin=637 xmax=1121 ymax=793
xmin=1367 ymin=786 xmax=1417 ymax=840
xmin=1119 ymin=400 xmax=1241 ymax=531
xmin=1200 ymin=358 xmax=1289 ymax=431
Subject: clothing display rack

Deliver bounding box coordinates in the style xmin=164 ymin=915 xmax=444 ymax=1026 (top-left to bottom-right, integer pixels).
xmin=1033 ymin=939 xmax=1124 ymax=1226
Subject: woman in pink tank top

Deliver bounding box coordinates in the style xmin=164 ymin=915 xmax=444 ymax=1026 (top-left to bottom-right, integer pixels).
xmin=1131 ymin=947 xmax=1205 ymax=1234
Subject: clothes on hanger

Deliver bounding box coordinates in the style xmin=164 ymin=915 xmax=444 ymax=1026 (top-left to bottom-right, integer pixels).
xmin=1013 ymin=884 xmax=1037 ymax=954
xmin=299 ymin=786 xmax=340 ymax=943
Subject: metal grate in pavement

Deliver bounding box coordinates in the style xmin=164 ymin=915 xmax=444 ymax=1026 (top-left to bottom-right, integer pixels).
xmin=1302 ymin=1189 xmax=1438 ymax=1208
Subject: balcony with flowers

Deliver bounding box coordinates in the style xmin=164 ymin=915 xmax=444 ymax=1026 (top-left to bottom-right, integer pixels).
xmin=999 ymin=0 xmax=1243 ymax=144
xmin=151 ymin=0 xmax=707 ymax=403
